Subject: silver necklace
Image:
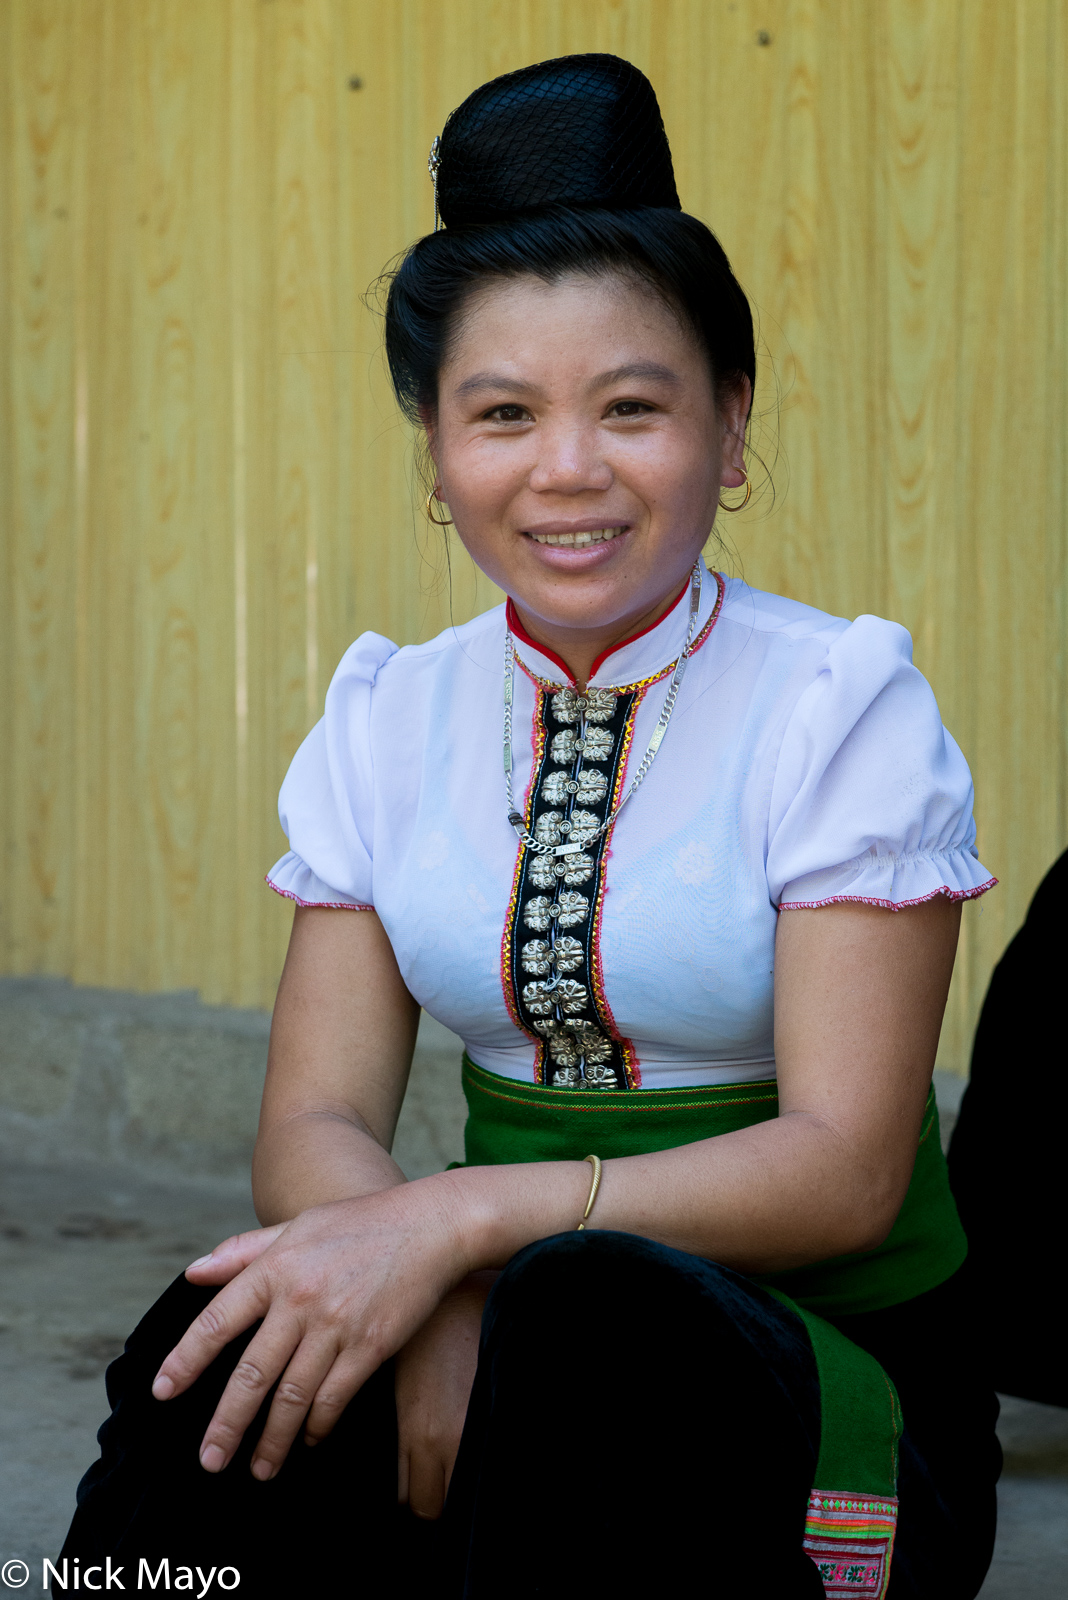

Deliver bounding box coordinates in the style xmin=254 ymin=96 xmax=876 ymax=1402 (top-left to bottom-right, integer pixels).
xmin=504 ymin=562 xmax=703 ymax=857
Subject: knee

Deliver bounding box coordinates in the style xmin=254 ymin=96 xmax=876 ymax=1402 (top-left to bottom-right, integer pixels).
xmin=485 ymin=1229 xmax=704 ymax=1347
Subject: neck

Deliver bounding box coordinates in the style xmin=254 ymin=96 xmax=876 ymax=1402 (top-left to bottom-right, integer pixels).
xmin=509 ymin=572 xmax=693 ymax=688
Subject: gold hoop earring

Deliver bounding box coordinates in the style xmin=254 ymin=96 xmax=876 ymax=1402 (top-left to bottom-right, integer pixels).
xmin=718 ymin=470 xmax=751 ymax=513
xmin=425 ymin=488 xmax=454 ymax=527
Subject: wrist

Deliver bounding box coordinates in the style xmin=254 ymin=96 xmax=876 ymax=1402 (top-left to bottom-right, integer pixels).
xmin=427 ymin=1159 xmax=595 ymax=1273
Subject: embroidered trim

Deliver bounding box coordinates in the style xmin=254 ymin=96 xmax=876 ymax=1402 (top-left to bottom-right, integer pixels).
xmin=505 ymin=577 xmax=691 ymax=685
xmin=499 ymin=688 xmax=549 ymax=1051
xmin=778 ymin=877 xmax=998 ymax=913
xmin=265 ymin=875 xmax=373 ymax=911
xmin=505 ymin=682 xmax=642 ymax=1088
xmin=512 ymin=571 xmax=726 ymax=695
xmin=588 ymin=683 xmax=648 ymax=1088
xmin=803 ymin=1492 xmax=898 ymax=1598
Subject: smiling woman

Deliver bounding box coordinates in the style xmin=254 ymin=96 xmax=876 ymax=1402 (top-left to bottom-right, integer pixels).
xmin=425 ymin=274 xmax=746 ymax=678
xmin=57 ymin=55 xmax=999 ymax=1600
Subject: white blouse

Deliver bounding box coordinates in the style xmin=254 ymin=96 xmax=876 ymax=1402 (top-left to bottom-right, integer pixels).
xmin=268 ymin=561 xmax=994 ymax=1090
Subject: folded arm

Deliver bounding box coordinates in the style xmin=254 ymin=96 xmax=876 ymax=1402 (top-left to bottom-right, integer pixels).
xmin=159 ymin=894 xmax=960 ymax=1487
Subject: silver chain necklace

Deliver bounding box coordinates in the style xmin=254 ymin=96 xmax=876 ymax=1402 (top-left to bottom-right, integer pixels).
xmin=504 ymin=562 xmax=703 ymax=858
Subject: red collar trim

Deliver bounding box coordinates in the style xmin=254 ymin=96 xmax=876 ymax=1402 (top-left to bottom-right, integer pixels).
xmin=505 ymin=599 xmax=576 ymax=683
xmin=505 ymin=578 xmax=691 ymax=687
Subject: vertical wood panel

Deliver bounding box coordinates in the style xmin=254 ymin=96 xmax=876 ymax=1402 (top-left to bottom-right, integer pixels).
xmin=3 ymin=1 xmax=77 ymax=974
xmin=1 ymin=0 xmax=1065 ymax=1057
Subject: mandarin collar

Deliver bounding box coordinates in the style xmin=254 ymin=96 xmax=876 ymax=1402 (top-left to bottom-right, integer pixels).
xmin=508 ymin=558 xmax=718 ymax=688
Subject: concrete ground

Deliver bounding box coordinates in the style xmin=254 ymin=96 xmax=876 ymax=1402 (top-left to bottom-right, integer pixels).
xmin=1 ymin=1034 xmax=1065 ymax=1594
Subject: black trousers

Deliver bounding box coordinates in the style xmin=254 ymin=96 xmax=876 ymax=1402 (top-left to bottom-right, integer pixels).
xmin=59 ymin=1232 xmax=999 ymax=1598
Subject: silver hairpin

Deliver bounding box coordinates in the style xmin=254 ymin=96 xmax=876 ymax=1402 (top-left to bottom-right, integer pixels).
xmin=428 ymin=136 xmax=442 ymax=231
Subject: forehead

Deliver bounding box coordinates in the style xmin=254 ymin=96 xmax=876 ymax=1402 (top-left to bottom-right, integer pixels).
xmin=443 ymin=272 xmax=700 ymax=380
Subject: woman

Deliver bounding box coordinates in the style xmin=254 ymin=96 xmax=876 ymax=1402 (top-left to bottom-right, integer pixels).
xmin=60 ymin=56 xmax=1000 ymax=1599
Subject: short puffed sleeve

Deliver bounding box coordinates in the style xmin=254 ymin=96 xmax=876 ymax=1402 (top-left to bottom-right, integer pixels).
xmin=266 ymin=632 xmax=399 ymax=910
xmin=766 ymin=615 xmax=995 ymax=910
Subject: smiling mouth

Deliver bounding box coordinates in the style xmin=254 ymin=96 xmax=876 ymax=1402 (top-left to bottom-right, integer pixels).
xmin=525 ymin=527 xmax=626 ymax=548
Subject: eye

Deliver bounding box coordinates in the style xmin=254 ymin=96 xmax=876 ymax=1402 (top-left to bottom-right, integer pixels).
xmin=484 ymin=403 xmax=532 ymax=423
xmin=606 ymin=399 xmax=654 ymax=418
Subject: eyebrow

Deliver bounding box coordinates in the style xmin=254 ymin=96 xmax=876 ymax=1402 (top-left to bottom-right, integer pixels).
xmin=452 ymin=361 xmax=684 ymax=400
xmin=595 ymin=362 xmax=684 ymax=388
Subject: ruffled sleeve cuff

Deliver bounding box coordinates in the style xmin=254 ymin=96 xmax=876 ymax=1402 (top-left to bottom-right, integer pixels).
xmin=779 ymin=845 xmax=996 ymax=912
xmin=266 ymin=850 xmax=373 ymax=911
xmin=766 ymin=613 xmax=997 ymax=913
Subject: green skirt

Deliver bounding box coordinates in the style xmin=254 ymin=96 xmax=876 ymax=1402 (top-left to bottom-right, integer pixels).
xmin=456 ymin=1055 xmax=968 ymax=1595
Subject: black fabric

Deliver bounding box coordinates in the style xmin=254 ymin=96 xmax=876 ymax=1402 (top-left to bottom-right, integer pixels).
xmin=947 ymin=848 xmax=1068 ymax=1407
xmin=442 ymin=1233 xmax=824 ymax=1596
xmin=58 ymin=1233 xmax=997 ymax=1598
xmin=436 ymin=55 xmax=680 ymax=228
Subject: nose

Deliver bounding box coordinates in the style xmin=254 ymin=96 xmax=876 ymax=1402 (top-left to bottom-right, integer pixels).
xmin=527 ymin=421 xmax=613 ymax=496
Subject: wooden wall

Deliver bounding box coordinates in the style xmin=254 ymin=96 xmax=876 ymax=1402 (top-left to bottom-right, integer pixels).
xmin=2 ymin=1 xmax=1065 ymax=1069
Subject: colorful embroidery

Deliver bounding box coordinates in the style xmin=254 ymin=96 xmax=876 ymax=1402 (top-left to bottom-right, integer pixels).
xmin=803 ymin=1493 xmax=898 ymax=1598
xmin=504 ymin=681 xmax=641 ymax=1089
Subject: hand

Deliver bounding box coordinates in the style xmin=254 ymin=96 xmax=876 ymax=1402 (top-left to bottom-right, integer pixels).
xmin=395 ymin=1272 xmax=497 ymax=1519
xmin=152 ymin=1177 xmax=470 ymax=1482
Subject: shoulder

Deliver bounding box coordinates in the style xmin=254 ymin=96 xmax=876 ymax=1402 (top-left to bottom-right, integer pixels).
xmin=715 ymin=576 xmax=916 ymax=688
xmin=328 ymin=604 xmax=506 ymax=698
xmin=719 ymin=577 xmax=908 ymax=655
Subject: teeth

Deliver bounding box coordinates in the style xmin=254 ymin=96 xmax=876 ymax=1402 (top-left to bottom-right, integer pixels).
xmin=530 ymin=528 xmax=624 ymax=547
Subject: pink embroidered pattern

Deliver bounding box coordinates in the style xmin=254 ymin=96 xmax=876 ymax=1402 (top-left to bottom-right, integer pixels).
xmin=779 ymin=877 xmax=997 ymax=913
xmin=265 ymin=875 xmax=373 ymax=911
xmin=803 ymin=1493 xmax=898 ymax=1598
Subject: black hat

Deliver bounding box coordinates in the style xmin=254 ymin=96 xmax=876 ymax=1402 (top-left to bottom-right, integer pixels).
xmin=433 ymin=54 xmax=681 ymax=228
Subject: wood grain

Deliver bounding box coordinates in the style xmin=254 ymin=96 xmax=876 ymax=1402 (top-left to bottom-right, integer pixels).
xmin=1 ymin=1 xmax=1065 ymax=1067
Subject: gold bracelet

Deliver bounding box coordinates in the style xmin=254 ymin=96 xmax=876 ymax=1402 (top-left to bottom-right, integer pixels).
xmin=576 ymin=1154 xmax=603 ymax=1231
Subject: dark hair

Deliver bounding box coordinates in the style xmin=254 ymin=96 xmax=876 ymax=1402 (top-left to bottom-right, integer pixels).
xmin=382 ymin=55 xmax=754 ymax=439
xmin=383 ymin=205 xmax=756 ymax=427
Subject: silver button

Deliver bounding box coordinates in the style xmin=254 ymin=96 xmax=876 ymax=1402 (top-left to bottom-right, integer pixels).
xmin=554 ymin=863 xmax=568 ymax=877
xmin=565 ymin=781 xmax=579 ymax=794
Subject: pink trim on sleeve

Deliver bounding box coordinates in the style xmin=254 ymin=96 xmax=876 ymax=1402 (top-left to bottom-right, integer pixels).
xmin=265 ymin=874 xmax=374 ymax=911
xmin=777 ymin=877 xmax=997 ymax=913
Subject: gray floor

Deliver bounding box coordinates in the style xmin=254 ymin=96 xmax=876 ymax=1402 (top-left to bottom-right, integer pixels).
xmin=1 ymin=1046 xmax=1064 ymax=1593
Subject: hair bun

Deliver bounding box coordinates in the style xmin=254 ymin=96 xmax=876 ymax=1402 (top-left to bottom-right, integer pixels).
xmin=435 ymin=54 xmax=681 ymax=228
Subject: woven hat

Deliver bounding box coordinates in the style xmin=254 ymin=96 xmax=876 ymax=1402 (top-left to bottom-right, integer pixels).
xmin=434 ymin=54 xmax=680 ymax=228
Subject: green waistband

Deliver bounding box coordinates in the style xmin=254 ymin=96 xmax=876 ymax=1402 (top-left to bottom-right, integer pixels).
xmin=459 ymin=1054 xmax=966 ymax=1317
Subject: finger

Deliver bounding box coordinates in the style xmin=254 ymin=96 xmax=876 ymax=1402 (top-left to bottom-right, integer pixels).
xmin=302 ymin=1349 xmax=380 ymax=1448
xmin=250 ymin=1346 xmax=363 ymax=1481
xmin=184 ymin=1223 xmax=289 ymax=1284
xmin=196 ymin=1309 xmax=306 ymax=1473
xmin=153 ymin=1270 xmax=276 ymax=1402
xmin=407 ymin=1446 xmax=447 ymax=1521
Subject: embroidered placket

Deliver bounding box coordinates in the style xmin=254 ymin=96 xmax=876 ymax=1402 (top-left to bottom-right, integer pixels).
xmin=506 ymin=683 xmax=639 ymax=1089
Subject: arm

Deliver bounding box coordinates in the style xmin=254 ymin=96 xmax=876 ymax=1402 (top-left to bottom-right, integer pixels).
xmin=251 ymin=905 xmax=419 ymax=1221
xmin=158 ymin=896 xmax=959 ymax=1480
xmin=460 ymin=894 xmax=960 ymax=1271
